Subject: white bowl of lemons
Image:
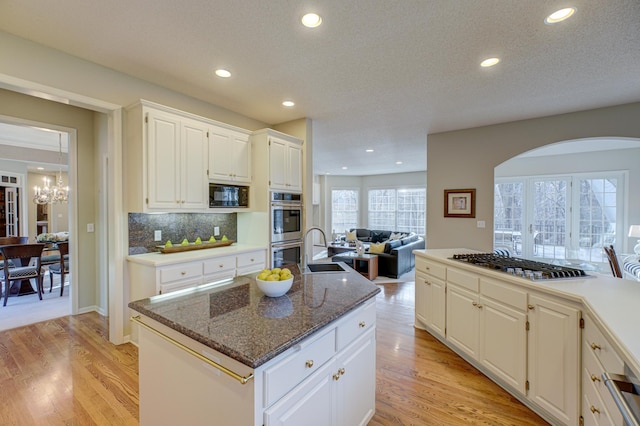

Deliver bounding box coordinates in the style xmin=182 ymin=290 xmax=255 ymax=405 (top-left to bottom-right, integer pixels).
xmin=256 ymin=267 xmax=294 ymax=297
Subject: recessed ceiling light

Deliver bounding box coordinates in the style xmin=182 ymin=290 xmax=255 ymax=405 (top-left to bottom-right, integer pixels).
xmin=545 ymin=7 xmax=576 ymax=24
xmin=215 ymin=69 xmax=231 ymax=78
xmin=395 ymin=161 xmax=403 ymax=165
xmin=325 ymin=172 xmax=331 ymax=175
xmin=301 ymin=13 xmax=322 ymax=28
xmin=342 ymin=166 xmax=348 ymax=170
xmin=37 ymin=167 xmax=44 ymax=170
xmin=282 ymin=100 xmax=295 ymax=107
xmin=366 ymin=149 xmax=374 ymax=153
xmin=480 ymin=57 xmax=500 ymax=67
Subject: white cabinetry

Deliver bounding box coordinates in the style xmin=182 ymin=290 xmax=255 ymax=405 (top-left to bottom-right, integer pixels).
xmin=252 ymin=129 xmax=303 ymax=194
xmin=414 ymin=257 xmax=446 ymax=338
xmin=208 ymin=126 xmax=251 ymax=184
xmin=128 ymin=248 xmax=267 ymax=302
xmin=446 ymin=268 xmax=480 ymax=359
xmin=126 ymin=102 xmax=209 ymax=212
xmin=527 ymin=293 xmax=581 ymax=426
xmin=137 ymin=298 xmax=376 ymax=426
xmin=581 ymin=314 xmax=624 ymax=425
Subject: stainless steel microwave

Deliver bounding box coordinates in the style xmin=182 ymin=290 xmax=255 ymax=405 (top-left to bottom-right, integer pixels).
xmin=209 ymin=184 xmax=249 ymax=208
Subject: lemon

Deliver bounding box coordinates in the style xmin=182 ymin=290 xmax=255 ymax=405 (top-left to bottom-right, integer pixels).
xmin=266 ymin=274 xmax=280 ymax=281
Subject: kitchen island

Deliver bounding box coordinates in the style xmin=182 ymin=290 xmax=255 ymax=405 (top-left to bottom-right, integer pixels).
xmin=129 ymin=264 xmax=380 ymax=426
xmin=414 ymin=248 xmax=640 ymax=426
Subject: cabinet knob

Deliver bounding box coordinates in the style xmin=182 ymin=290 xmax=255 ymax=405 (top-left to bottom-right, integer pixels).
xmin=333 ymin=373 xmax=340 ymax=381
xmin=219 ymin=264 xmax=224 ymax=268
xmin=359 ymin=321 xmax=366 ymax=328
xmin=181 ymin=271 xmax=186 ymax=275
xmin=528 ymin=304 xmax=535 ymax=310
xmin=305 ymin=360 xmax=314 ymax=368
xmin=250 ymin=258 xmax=254 ymax=262
xmin=590 ymin=374 xmax=601 ymax=382
xmin=591 ymin=343 xmax=601 ymax=351
xmin=590 ymin=406 xmax=600 ymax=414
xmin=425 ymin=280 xmax=431 ymax=285
xmin=338 ymin=368 xmax=345 ymax=376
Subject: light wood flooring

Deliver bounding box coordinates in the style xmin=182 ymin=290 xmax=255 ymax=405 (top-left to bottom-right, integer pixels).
xmin=0 ymin=280 xmax=548 ymax=425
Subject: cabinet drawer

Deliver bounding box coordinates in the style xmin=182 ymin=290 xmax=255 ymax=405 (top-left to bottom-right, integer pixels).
xmin=159 ymin=262 xmax=202 ymax=284
xmin=263 ymin=329 xmax=336 ymax=407
xmin=582 ymin=364 xmax=618 ymax=425
xmin=415 ymin=258 xmax=446 ymax=280
xmin=447 ymin=267 xmax=479 ymax=292
xmin=203 ymin=255 xmax=236 ymax=275
xmin=480 ymin=277 xmax=527 ymax=310
xmin=237 ymin=250 xmax=266 ymax=269
xmin=583 ymin=338 xmax=624 ymax=425
xmin=336 ymin=300 xmax=376 ymax=351
xmin=583 ymin=317 xmax=624 ymax=373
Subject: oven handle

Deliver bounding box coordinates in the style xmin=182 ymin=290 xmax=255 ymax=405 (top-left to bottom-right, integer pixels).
xmin=602 ymin=372 xmax=640 ymax=426
xmin=271 ymin=240 xmax=303 ymax=249
xmin=271 ymin=202 xmax=303 ymax=208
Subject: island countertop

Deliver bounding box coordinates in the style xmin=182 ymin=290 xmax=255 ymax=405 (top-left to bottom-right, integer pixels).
xmin=128 ymin=264 xmax=380 ymax=368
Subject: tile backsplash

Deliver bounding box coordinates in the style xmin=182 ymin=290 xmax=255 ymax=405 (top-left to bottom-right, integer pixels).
xmin=128 ymin=212 xmax=237 ymax=254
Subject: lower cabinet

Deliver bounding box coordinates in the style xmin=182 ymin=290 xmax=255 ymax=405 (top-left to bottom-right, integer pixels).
xmin=264 ymin=327 xmax=376 ymax=426
xmin=417 ymin=255 xmax=583 ymax=426
xmin=527 ymin=293 xmax=580 ymax=426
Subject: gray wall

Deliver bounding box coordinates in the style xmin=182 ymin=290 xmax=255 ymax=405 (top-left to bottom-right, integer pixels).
xmin=427 ymin=102 xmax=640 ymax=253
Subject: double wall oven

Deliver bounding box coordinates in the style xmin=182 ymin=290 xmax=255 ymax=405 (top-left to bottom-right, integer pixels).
xmin=270 ymin=192 xmax=303 ymax=268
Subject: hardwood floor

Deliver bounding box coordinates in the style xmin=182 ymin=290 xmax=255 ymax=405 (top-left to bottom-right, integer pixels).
xmin=0 ymin=280 xmax=548 ymax=425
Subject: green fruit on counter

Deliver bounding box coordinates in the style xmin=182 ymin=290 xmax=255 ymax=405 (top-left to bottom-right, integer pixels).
xmin=195 ymin=237 xmax=202 ymax=244
xmin=181 ymin=238 xmax=189 ymax=246
xmin=209 ymin=236 xmax=216 ymax=242
xmin=221 ymin=235 xmax=229 ymax=242
xmin=165 ymin=240 xmax=172 ymax=248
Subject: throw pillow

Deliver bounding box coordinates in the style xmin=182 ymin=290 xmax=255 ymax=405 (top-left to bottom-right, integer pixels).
xmin=346 ymin=229 xmax=357 ymax=242
xmin=369 ymin=242 xmax=386 ymax=253
xmin=390 ymin=232 xmax=402 ymax=240
xmin=371 ymin=231 xmax=386 ymax=243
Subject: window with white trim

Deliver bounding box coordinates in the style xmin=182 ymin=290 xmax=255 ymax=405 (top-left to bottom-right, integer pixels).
xmin=368 ymin=188 xmax=426 ymax=234
xmin=331 ymin=189 xmax=359 ymax=234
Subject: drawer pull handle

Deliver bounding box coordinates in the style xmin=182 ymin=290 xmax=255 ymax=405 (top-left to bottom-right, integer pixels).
xmin=528 ymin=304 xmax=535 ymax=310
xmin=181 ymin=271 xmax=186 ymax=276
xmin=305 ymin=360 xmax=314 ymax=368
xmin=591 ymin=343 xmax=601 ymax=350
xmin=590 ymin=374 xmax=601 ymax=383
xmin=219 ymin=264 xmax=224 ymax=268
xmin=425 ymin=280 xmax=431 ymax=285
xmin=338 ymin=368 xmax=345 ymax=376
xmin=473 ymin=302 xmax=483 ymax=308
xmin=590 ymin=406 xmax=600 ymax=414
xmin=359 ymin=321 xmax=366 ymax=328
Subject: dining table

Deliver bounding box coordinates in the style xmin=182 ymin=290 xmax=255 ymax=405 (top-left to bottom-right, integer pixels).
xmin=1 ymin=241 xmax=62 ymax=297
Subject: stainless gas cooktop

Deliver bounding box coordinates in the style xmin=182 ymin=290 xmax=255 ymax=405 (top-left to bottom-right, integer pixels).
xmin=451 ymin=253 xmax=590 ymax=280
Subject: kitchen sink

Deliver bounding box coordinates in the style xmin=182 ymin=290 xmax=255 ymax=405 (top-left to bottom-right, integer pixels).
xmin=303 ymin=263 xmax=349 ymax=274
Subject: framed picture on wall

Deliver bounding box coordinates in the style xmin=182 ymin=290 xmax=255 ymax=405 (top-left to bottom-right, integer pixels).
xmin=444 ymin=189 xmax=476 ymax=218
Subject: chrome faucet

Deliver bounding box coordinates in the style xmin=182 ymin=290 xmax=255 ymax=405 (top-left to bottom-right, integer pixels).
xmin=302 ymin=226 xmax=328 ymax=270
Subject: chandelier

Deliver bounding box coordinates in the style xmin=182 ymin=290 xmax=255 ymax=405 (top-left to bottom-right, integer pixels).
xmin=33 ymin=133 xmax=69 ymax=205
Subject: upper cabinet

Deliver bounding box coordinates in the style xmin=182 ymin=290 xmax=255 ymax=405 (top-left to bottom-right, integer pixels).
xmin=207 ymin=126 xmax=251 ymax=184
xmin=126 ymin=102 xmax=209 ymax=212
xmin=252 ymin=129 xmax=303 ymax=193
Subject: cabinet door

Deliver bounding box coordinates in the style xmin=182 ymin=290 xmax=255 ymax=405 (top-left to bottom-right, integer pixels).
xmin=427 ymin=276 xmax=446 ymax=338
xmin=147 ymin=110 xmax=181 ymax=209
xmin=415 ymin=272 xmax=428 ymax=327
xmin=336 ymin=328 xmax=376 ymax=426
xmin=264 ymin=359 xmax=336 ymax=426
xmin=231 ymin=131 xmax=251 ymax=183
xmin=208 ymin=127 xmax=235 ymax=182
xmin=527 ymin=294 xmax=580 ymax=426
xmin=478 ymin=296 xmax=527 ymax=393
xmin=180 ymin=119 xmax=209 ymax=209
xmin=269 ymin=137 xmax=288 ymax=190
xmin=286 ymin=142 xmax=303 ymax=192
xmin=446 ymin=283 xmax=480 ymax=359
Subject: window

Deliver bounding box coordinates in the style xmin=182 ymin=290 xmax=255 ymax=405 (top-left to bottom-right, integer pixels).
xmin=368 ymin=188 xmax=426 ymax=234
xmin=494 ymin=172 xmax=625 ymax=265
xmin=331 ymin=189 xmax=359 ymax=233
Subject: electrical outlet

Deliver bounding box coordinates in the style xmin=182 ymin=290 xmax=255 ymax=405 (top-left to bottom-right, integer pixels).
xmin=477 ymin=220 xmax=486 ymax=228
xmin=154 ymin=230 xmax=162 ymax=241
xmin=214 ymin=227 xmax=220 ymax=236
xmin=87 ymin=223 xmax=95 ymax=233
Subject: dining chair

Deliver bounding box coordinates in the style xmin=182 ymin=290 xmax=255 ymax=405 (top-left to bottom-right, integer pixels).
xmin=48 ymin=242 xmax=69 ymax=296
xmin=0 ymin=243 xmax=45 ymax=306
xmin=0 ymin=236 xmax=29 ymax=245
xmin=603 ymin=245 xmax=622 ymax=278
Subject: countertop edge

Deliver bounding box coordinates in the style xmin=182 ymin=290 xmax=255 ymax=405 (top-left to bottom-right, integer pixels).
xmin=126 ymin=243 xmax=267 ymax=266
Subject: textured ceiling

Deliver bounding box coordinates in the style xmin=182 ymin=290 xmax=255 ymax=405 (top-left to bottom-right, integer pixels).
xmin=1 ymin=0 xmax=639 ymax=176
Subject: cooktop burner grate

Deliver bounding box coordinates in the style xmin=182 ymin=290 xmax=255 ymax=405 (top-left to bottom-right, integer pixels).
xmin=451 ymin=253 xmax=589 ymax=280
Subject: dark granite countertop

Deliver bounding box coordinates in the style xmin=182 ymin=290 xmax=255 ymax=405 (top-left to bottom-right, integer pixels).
xmin=128 ymin=264 xmax=380 ymax=368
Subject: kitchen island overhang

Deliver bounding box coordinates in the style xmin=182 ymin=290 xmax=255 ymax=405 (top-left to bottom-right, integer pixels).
xmin=129 ymin=264 xmax=380 ymax=426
